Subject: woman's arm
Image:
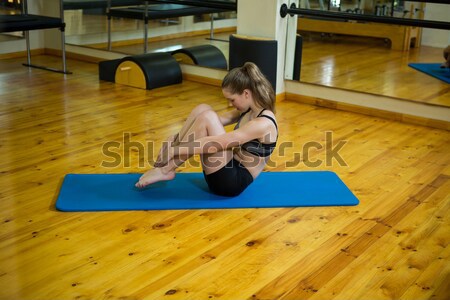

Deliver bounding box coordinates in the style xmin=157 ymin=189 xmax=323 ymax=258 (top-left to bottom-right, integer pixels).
xmin=165 ymin=117 xmax=272 ymax=160
xmin=155 ymin=110 xmax=239 ymax=167
xmin=219 ymin=110 xmax=241 ymax=126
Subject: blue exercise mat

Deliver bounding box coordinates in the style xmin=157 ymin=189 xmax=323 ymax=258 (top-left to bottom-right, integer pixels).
xmin=408 ymin=63 xmax=450 ymax=84
xmin=55 ymin=171 xmax=359 ymax=212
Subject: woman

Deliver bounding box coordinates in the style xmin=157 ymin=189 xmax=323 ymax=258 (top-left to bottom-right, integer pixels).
xmin=135 ymin=62 xmax=278 ymax=197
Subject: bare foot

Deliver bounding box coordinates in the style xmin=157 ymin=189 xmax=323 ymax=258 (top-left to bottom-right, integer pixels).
xmin=135 ymin=168 xmax=175 ymax=188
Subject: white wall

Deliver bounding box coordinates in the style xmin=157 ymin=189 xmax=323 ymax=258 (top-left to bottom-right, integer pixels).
xmin=421 ymin=3 xmax=450 ymax=48
xmin=237 ymin=0 xmax=289 ymax=94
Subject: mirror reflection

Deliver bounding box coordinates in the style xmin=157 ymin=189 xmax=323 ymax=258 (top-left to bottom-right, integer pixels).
xmin=295 ymin=0 xmax=449 ymax=106
xmin=64 ymin=2 xmax=236 ymax=58
xmin=1 ymin=0 xmax=446 ymax=107
xmin=0 ymin=0 xmax=23 ymax=42
xmin=62 ymin=0 xmax=448 ymax=107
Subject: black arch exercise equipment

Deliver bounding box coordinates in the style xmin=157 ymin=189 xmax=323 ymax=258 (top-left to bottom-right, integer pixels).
xmin=99 ymin=52 xmax=182 ymax=90
xmin=171 ymin=45 xmax=227 ymax=70
xmin=99 ymin=43 xmax=230 ymax=89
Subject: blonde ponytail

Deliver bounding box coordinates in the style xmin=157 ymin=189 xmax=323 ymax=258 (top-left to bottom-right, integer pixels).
xmin=222 ymin=62 xmax=276 ymax=113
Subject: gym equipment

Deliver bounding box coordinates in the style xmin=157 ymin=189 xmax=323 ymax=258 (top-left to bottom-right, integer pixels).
xmin=151 ymin=0 xmax=237 ymax=10
xmin=99 ymin=52 xmax=182 ymax=90
xmin=408 ymin=63 xmax=450 ymax=84
xmin=107 ymin=2 xmax=235 ymax=53
xmin=0 ymin=0 xmax=70 ymax=74
xmin=98 ymin=59 xmax=121 ymax=83
xmin=171 ymin=45 xmax=227 ymax=70
xmin=442 ymin=45 xmax=450 ymax=69
xmin=55 ymin=171 xmax=359 ymax=212
xmin=280 ymin=2 xmax=450 ymax=30
xmin=293 ymin=34 xmax=303 ymax=81
xmin=63 ymin=0 xmax=143 ymax=10
xmin=229 ymin=34 xmax=278 ymax=91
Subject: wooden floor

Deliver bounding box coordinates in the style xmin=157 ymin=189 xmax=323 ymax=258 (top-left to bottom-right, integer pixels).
xmin=0 ymin=56 xmax=449 ymax=300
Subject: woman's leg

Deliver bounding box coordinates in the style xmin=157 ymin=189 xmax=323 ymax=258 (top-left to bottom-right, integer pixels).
xmin=165 ymin=103 xmax=232 ymax=171
xmin=175 ymin=103 xmax=215 ymax=145
xmin=136 ymin=106 xmax=233 ymax=188
xmin=154 ymin=104 xmax=214 ymax=167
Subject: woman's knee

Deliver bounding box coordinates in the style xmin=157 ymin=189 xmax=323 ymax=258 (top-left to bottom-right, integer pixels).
xmin=190 ymin=104 xmax=213 ymax=118
xmin=197 ymin=110 xmax=225 ymax=137
xmin=197 ymin=109 xmax=220 ymax=125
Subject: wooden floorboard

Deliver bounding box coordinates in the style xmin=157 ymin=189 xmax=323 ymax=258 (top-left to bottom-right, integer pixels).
xmin=0 ymin=56 xmax=449 ymax=300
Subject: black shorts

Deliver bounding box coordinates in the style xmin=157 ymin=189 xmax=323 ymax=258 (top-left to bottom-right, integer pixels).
xmin=203 ymin=158 xmax=254 ymax=197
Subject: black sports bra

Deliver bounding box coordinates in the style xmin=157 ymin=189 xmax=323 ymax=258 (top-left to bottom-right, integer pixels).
xmin=234 ymin=109 xmax=278 ymax=157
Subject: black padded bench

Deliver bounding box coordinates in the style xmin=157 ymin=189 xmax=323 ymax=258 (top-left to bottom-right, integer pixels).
xmin=0 ymin=0 xmax=70 ymax=74
xmin=108 ymin=4 xmax=226 ymax=19
xmin=0 ymin=14 xmax=64 ymax=32
xmin=63 ymin=0 xmax=145 ymax=10
xmin=107 ymin=2 xmax=233 ymax=52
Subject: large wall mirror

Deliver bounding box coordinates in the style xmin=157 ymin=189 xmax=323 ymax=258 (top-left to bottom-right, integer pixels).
xmin=292 ymin=0 xmax=449 ymax=108
xmin=62 ymin=0 xmax=448 ymax=107
xmin=64 ymin=1 xmax=237 ymax=59
xmin=1 ymin=0 xmax=448 ymax=108
xmin=0 ymin=0 xmax=24 ymax=42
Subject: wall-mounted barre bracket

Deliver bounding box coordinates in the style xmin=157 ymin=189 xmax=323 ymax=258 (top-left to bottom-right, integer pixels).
xmin=280 ymin=3 xmax=296 ymax=19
